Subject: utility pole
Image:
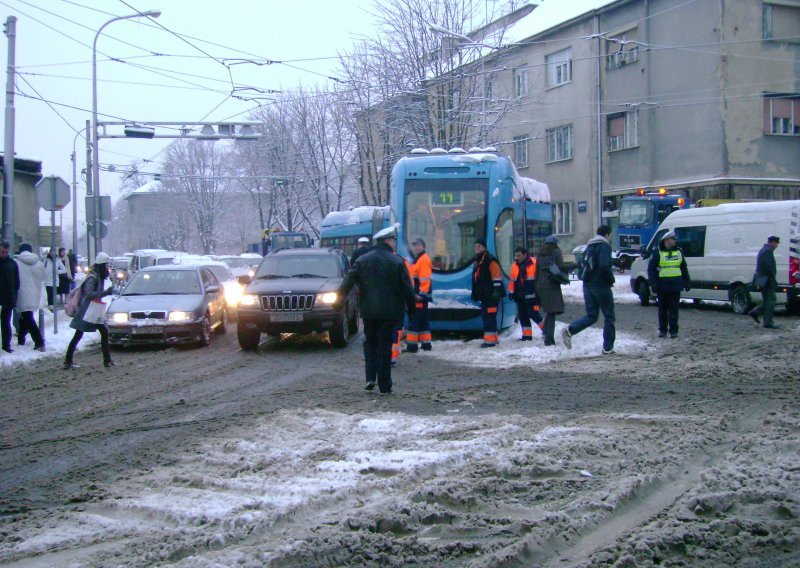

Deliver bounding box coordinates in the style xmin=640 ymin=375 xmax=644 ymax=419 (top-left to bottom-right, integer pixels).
xmin=2 ymin=16 xmax=16 ymax=244
xmin=85 ymin=119 xmax=93 ymax=261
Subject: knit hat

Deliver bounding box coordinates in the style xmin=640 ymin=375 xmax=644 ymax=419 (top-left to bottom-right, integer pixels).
xmin=474 ymin=238 xmax=487 ymax=247
xmin=544 ymin=235 xmax=559 ymax=245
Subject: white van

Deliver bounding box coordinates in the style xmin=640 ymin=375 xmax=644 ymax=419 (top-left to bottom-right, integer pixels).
xmin=629 ymin=201 xmax=800 ymax=314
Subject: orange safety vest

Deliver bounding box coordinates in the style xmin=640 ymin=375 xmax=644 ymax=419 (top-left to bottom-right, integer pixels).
xmin=411 ymin=252 xmax=432 ymax=294
xmin=508 ymin=256 xmax=537 ymax=294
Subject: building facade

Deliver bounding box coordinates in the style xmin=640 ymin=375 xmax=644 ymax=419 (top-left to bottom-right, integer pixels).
xmin=0 ymin=155 xmax=44 ymax=250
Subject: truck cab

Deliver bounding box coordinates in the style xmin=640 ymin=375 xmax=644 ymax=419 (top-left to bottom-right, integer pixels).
xmin=616 ymin=189 xmax=689 ymax=268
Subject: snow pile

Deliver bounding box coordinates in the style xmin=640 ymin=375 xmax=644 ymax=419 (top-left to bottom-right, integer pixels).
xmin=562 ymin=278 xmax=641 ymax=304
xmin=0 ymin=309 xmax=98 ymax=368
xmin=513 ymin=177 xmax=551 ymax=203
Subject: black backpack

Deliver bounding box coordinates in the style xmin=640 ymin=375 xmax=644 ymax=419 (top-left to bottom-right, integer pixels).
xmin=578 ymin=246 xmax=596 ymax=282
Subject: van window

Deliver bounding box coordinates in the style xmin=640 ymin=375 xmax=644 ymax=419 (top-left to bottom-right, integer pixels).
xmin=675 ymin=226 xmax=706 ymax=257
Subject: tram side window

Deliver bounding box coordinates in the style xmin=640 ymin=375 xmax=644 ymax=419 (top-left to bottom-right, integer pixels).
xmin=674 ymin=226 xmax=706 ymax=257
xmin=495 ymin=209 xmax=514 ymax=276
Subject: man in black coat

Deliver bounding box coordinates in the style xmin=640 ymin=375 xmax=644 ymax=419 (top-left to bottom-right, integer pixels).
xmin=350 ymin=237 xmax=371 ymax=266
xmin=749 ymin=236 xmax=780 ymax=329
xmin=337 ymin=225 xmax=416 ymax=394
xmin=0 ymin=239 xmax=21 ymax=353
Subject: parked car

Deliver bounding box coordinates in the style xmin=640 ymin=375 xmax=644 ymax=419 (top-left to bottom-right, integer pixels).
xmin=105 ymin=265 xmax=228 ymax=347
xmin=629 ymin=200 xmax=800 ymax=314
xmin=237 ymin=248 xmax=358 ymax=350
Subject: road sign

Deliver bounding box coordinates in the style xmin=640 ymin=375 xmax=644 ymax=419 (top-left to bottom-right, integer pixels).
xmin=87 ymin=222 xmax=108 ymax=239
xmin=35 ymin=176 xmax=71 ymax=211
xmin=85 ymin=196 xmax=112 ymax=222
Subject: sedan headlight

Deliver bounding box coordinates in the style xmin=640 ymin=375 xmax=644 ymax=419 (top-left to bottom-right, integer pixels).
xmin=110 ymin=312 xmax=129 ymax=323
xmin=168 ymin=311 xmax=190 ymax=321
xmin=240 ymin=294 xmax=259 ymax=307
xmin=316 ymin=292 xmax=338 ymax=304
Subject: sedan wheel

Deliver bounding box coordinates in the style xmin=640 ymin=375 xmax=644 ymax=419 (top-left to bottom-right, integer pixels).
xmin=198 ymin=314 xmax=212 ymax=347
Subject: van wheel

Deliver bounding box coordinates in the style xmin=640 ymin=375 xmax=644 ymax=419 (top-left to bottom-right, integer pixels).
xmin=730 ymin=285 xmax=753 ymax=314
xmin=637 ymin=280 xmax=651 ymax=307
xmin=329 ymin=314 xmax=350 ymax=348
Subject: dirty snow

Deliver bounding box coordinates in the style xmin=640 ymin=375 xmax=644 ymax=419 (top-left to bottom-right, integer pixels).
xmin=0 ymin=309 xmax=98 ymax=368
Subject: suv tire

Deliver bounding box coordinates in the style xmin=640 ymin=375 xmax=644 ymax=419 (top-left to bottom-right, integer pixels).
xmin=238 ymin=325 xmax=260 ymax=351
xmin=329 ymin=313 xmax=350 ymax=348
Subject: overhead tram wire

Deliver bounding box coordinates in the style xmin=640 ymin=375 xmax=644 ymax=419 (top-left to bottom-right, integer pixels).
xmin=15 ymin=74 xmax=82 ymax=136
xmin=18 ymin=71 xmax=233 ymax=93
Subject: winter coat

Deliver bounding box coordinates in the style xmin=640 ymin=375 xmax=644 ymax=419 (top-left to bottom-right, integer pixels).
xmin=350 ymin=246 xmax=371 ymax=266
xmin=581 ymin=236 xmax=615 ymax=288
xmin=338 ymin=241 xmax=416 ymax=321
xmin=647 ymin=244 xmax=690 ymax=293
xmin=535 ymin=246 xmax=576 ymax=315
xmin=14 ymin=251 xmax=46 ymax=312
xmin=471 ymin=251 xmax=504 ymax=303
xmin=755 ymin=244 xmax=777 ymax=287
xmin=70 ymin=270 xmax=112 ymax=332
xmin=0 ymin=255 xmax=20 ymax=308
xmin=43 ymin=256 xmax=67 ymax=287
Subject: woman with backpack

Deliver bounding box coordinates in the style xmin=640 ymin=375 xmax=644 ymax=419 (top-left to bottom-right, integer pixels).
xmin=64 ymin=252 xmax=115 ymax=370
xmin=535 ymin=235 xmax=577 ymax=346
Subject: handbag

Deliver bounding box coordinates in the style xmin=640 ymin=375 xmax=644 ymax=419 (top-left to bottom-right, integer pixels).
xmin=751 ymin=272 xmax=768 ymax=291
xmin=549 ymin=261 xmax=571 ymax=285
xmin=83 ymin=299 xmax=108 ymax=325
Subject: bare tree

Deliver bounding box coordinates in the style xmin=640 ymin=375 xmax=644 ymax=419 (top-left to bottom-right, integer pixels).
xmin=162 ymin=140 xmax=233 ymax=254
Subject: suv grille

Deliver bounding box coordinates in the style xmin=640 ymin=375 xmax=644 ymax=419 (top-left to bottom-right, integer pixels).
xmin=261 ymin=294 xmax=315 ymax=311
xmin=130 ymin=311 xmax=167 ymax=320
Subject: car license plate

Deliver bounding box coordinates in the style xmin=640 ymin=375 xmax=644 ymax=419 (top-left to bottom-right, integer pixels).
xmin=132 ymin=326 xmax=162 ymax=334
xmin=270 ymin=313 xmax=303 ymax=322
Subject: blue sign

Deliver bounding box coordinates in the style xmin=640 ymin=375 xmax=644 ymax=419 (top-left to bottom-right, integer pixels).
xmin=578 ymin=201 xmax=587 ymax=213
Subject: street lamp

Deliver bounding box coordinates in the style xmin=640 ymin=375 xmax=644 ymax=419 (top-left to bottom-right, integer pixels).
xmin=92 ymin=9 xmax=160 ymax=258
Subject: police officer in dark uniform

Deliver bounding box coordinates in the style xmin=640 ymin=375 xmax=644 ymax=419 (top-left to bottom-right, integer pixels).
xmin=648 ymin=230 xmax=690 ymax=338
xmin=337 ymin=225 xmax=416 ymax=394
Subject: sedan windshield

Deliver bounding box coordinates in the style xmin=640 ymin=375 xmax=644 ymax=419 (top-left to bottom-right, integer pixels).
xmin=255 ymin=256 xmax=341 ymax=279
xmin=123 ymin=270 xmax=202 ymax=295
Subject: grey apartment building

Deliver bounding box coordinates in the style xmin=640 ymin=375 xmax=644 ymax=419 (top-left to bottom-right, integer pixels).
xmin=479 ymin=0 xmax=800 ymax=251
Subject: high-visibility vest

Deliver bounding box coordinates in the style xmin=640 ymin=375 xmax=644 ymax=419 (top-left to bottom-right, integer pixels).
xmin=412 ymin=252 xmax=432 ymax=294
xmin=658 ymin=249 xmax=683 ymax=278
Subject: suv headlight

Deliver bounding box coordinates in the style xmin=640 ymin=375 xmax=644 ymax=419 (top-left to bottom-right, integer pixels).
xmin=316 ymin=292 xmax=338 ymax=304
xmin=169 ymin=311 xmax=190 ymax=321
xmin=240 ymin=294 xmax=259 ymax=306
xmin=110 ymin=312 xmax=129 ymax=323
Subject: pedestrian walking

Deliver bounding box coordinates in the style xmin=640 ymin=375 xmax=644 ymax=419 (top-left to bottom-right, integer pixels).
xmin=336 ymin=226 xmax=416 ymax=394
xmin=13 ymin=243 xmax=46 ymax=351
xmin=508 ymin=247 xmax=543 ymax=341
xmin=0 ymin=239 xmax=20 ymax=353
xmin=57 ymin=248 xmax=73 ymax=303
xmin=404 ymin=238 xmax=433 ymax=352
xmin=648 ymin=230 xmax=690 ymax=338
xmin=350 ymin=236 xmax=372 ymax=266
xmin=748 ymin=236 xmax=780 ymax=329
xmin=563 ymin=226 xmax=616 ymax=354
xmin=535 ymin=236 xmax=577 ymax=346
xmin=63 ymin=252 xmax=116 ymax=370
xmin=43 ymin=248 xmax=66 ymax=309
xmin=471 ymin=238 xmax=505 ymax=347
xmin=67 ymin=249 xmax=78 ymax=290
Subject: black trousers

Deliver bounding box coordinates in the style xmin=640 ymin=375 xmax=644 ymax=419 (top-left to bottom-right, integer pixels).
xmin=18 ymin=311 xmax=44 ymax=347
xmin=0 ymin=304 xmax=12 ymax=349
xmin=66 ymin=327 xmax=111 ymax=364
xmin=363 ymin=318 xmax=396 ymax=393
xmin=658 ymin=290 xmax=681 ymax=334
xmin=542 ymin=312 xmax=558 ymax=346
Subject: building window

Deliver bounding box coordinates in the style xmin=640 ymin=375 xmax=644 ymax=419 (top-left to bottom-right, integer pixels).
xmin=513 ymin=66 xmax=528 ymax=98
xmin=763 ymin=1 xmax=800 ymax=42
xmin=546 ymin=125 xmax=572 ymax=162
xmin=608 ymin=110 xmax=639 ymax=151
xmin=546 ymin=48 xmax=572 ymax=88
xmin=552 ymin=201 xmax=573 ymax=235
xmin=513 ymin=135 xmax=529 ymax=168
xmin=763 ymin=95 xmax=800 ymax=135
xmin=606 ymin=27 xmax=640 ymax=69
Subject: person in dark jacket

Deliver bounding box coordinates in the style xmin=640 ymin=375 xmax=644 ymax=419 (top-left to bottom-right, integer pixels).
xmin=471 ymin=238 xmax=505 ymax=347
xmin=67 ymin=248 xmax=78 ymax=290
xmin=648 ymin=230 xmax=691 ymax=338
xmin=563 ymin=225 xmax=616 ymax=354
xmin=748 ymin=236 xmax=780 ymax=329
xmin=0 ymin=239 xmax=20 ymax=353
xmin=337 ymin=226 xmax=416 ymax=394
xmin=64 ymin=252 xmax=115 ymax=369
xmin=350 ymin=237 xmax=372 ymax=266
xmin=535 ymin=236 xmax=577 ymax=346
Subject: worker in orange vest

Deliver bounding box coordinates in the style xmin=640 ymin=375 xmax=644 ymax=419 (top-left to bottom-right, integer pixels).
xmin=509 ymin=247 xmax=543 ymax=341
xmin=392 ymin=255 xmax=414 ymax=365
xmin=405 ymin=238 xmax=433 ymax=352
xmin=471 ymin=238 xmax=504 ymax=347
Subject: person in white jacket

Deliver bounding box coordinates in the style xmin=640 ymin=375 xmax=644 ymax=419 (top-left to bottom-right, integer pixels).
xmin=43 ymin=248 xmax=66 ymax=309
xmin=14 ymin=243 xmax=46 ymax=350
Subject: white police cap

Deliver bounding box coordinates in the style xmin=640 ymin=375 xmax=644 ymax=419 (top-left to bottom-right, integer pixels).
xmin=661 ymin=230 xmax=676 ymax=242
xmin=373 ymin=225 xmax=398 ymax=241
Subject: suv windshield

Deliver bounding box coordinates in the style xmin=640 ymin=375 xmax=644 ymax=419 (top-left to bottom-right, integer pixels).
xmin=123 ymin=270 xmax=202 ymax=295
xmin=255 ymin=256 xmax=341 ymax=279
